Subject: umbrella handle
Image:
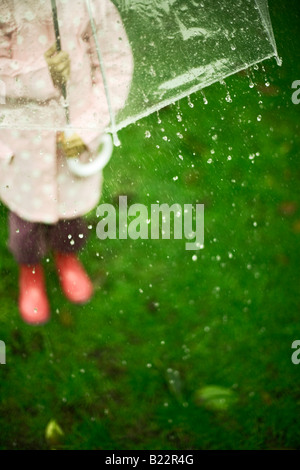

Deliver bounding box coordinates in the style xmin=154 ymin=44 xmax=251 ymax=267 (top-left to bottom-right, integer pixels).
xmin=66 ymin=133 xmax=113 ymax=178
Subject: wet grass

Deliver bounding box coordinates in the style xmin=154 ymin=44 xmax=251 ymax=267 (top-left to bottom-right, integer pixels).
xmin=0 ymin=0 xmax=300 ymax=450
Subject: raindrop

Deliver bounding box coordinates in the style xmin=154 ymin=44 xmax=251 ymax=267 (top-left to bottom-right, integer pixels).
xmin=225 ymin=92 xmax=232 ymax=103
xmin=187 ymin=96 xmax=194 ymax=108
xmin=192 ymin=255 xmax=197 ymax=261
xmin=113 ymin=133 xmax=121 ymax=147
xmin=145 ymin=130 xmax=151 ymax=138
xmin=201 ymin=91 xmax=208 ymax=105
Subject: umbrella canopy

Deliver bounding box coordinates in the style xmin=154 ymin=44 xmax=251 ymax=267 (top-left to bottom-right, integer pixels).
xmin=0 ymin=0 xmax=279 ymax=140
xmin=115 ymin=0 xmax=279 ymax=131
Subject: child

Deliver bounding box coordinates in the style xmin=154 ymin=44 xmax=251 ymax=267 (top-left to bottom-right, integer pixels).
xmin=0 ymin=0 xmax=133 ymax=324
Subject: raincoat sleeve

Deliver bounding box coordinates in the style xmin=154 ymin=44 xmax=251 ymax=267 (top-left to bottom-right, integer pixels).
xmin=0 ymin=140 xmax=14 ymax=162
xmin=71 ymin=0 xmax=133 ymax=155
xmin=0 ymin=55 xmax=58 ymax=103
xmin=88 ymin=0 xmax=134 ymax=114
xmin=0 ymin=11 xmax=58 ymax=102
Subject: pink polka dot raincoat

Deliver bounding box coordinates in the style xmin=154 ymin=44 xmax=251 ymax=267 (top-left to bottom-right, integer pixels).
xmin=0 ymin=0 xmax=133 ymax=223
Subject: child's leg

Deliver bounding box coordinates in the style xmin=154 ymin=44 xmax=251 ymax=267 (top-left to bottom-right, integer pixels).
xmin=8 ymin=212 xmax=50 ymax=325
xmin=50 ymin=217 xmax=93 ymax=304
xmin=8 ymin=211 xmax=48 ymax=265
xmin=48 ymin=217 xmax=89 ymax=254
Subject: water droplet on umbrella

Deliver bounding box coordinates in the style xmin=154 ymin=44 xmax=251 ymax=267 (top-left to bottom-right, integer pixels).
xmin=201 ymin=91 xmax=208 ymax=104
xmin=187 ymin=96 xmax=194 ymax=108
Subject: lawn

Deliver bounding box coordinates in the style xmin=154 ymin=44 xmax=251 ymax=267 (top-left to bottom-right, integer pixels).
xmin=0 ymin=0 xmax=300 ymax=450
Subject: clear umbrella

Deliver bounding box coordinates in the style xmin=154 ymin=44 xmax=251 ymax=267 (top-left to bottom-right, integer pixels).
xmin=113 ymin=0 xmax=280 ymax=132
xmin=0 ymin=0 xmax=279 ymax=166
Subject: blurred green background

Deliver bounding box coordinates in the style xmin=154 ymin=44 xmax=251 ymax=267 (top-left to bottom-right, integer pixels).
xmin=0 ymin=0 xmax=300 ymax=450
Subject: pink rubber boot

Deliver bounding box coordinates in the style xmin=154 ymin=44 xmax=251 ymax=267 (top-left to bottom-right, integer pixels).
xmin=19 ymin=265 xmax=50 ymax=325
xmin=54 ymin=253 xmax=93 ymax=304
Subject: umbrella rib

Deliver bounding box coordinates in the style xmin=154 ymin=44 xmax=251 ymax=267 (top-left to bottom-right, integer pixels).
xmin=85 ymin=0 xmax=118 ymax=145
xmin=50 ymin=0 xmax=70 ymax=124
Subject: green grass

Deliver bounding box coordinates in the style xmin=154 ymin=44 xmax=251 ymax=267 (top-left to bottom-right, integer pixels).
xmin=0 ymin=0 xmax=300 ymax=450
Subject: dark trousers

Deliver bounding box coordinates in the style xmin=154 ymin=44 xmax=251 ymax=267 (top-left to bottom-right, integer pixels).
xmin=8 ymin=212 xmax=88 ymax=265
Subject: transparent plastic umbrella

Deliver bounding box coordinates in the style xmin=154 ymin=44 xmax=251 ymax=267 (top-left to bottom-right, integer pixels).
xmin=115 ymin=0 xmax=280 ymax=131
xmin=0 ymin=0 xmax=279 ymax=174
